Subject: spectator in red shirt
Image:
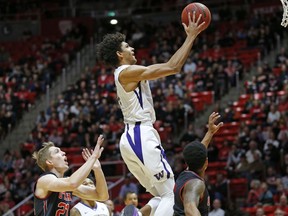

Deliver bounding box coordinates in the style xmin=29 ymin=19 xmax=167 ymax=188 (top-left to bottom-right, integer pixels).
xmin=247 ymin=179 xmax=262 ymax=207
xmin=276 ymin=193 xmax=288 ymax=212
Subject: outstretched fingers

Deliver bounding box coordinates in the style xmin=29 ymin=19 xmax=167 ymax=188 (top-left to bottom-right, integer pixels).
xmin=82 ymin=135 xmax=105 ymax=161
xmin=196 ymin=13 xmax=202 ymax=25
xmin=93 ymin=135 xmax=104 ymax=158
xmin=208 ymin=112 xmax=223 ymax=134
xmin=197 ymin=20 xmax=206 ymax=30
xmin=210 ymin=112 xmax=221 ymax=123
xmin=82 ymin=148 xmax=91 ymax=161
xmin=216 ymin=121 xmax=224 ymax=129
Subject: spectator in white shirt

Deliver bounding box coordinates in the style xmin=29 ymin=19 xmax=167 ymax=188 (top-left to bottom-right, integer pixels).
xmin=183 ymin=57 xmax=197 ymax=74
xmin=263 ymin=131 xmax=280 ymax=151
xmin=267 ymin=104 xmax=281 ymax=124
xmin=246 ymin=140 xmax=262 ymax=164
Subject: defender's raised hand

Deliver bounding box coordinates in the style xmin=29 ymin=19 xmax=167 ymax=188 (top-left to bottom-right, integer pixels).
xmin=82 ymin=135 xmax=104 ymax=161
xmin=207 ymin=112 xmax=223 ymax=135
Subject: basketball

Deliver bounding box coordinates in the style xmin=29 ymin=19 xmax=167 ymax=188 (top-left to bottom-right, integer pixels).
xmin=181 ymin=2 xmax=211 ymax=31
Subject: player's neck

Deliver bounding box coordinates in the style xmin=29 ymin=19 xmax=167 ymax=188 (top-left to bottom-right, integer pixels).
xmin=82 ymin=200 xmax=96 ymax=208
xmin=49 ymin=169 xmax=64 ymax=178
xmin=199 ymin=171 xmax=205 ymax=178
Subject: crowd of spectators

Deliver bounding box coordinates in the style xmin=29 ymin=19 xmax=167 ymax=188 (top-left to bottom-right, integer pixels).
xmin=0 ymin=0 xmax=68 ymax=20
xmin=201 ymin=46 xmax=288 ymax=215
xmin=0 ymin=23 xmax=88 ymax=140
xmin=0 ymin=0 xmax=286 ymax=215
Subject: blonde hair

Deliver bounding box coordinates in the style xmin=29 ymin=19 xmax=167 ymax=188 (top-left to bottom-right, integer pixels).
xmin=32 ymin=142 xmax=55 ymax=171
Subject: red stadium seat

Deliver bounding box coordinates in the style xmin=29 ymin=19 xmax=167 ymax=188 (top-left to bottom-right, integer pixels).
xmin=19 ymin=204 xmax=33 ymax=216
xmin=263 ymin=206 xmax=277 ymax=214
xmin=253 ymin=93 xmax=264 ymax=100
xmin=114 ymin=204 xmax=125 ymax=212
xmin=62 ymin=147 xmax=82 ymax=155
xmin=199 ymin=91 xmax=214 ymax=105
xmin=207 ymin=162 xmax=227 ymax=171
xmin=69 ymin=155 xmax=84 ymax=165
xmin=192 ymin=98 xmax=205 ymax=112
xmin=239 ymin=113 xmax=252 ymax=121
xmin=138 ymin=193 xmax=153 ymax=204
xmin=218 ymin=146 xmax=230 ymax=160
xmin=241 ymin=207 xmax=257 ymax=215
xmin=229 ymin=178 xmax=248 ymax=200
xmin=239 ymin=94 xmax=250 ymax=104
xmin=272 ymin=67 xmax=282 ymax=77
xmin=266 ymin=91 xmax=275 ymax=98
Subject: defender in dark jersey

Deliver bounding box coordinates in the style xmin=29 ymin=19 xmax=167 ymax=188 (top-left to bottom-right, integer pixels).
xmin=173 ymin=112 xmax=223 ymax=216
xmin=33 ymin=135 xmax=109 ymax=216
xmin=34 ymin=172 xmax=73 ymax=215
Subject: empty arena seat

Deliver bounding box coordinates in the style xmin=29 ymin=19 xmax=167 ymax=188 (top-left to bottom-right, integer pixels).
xmin=229 ymin=178 xmax=248 ymax=200
xmin=272 ymin=67 xmax=282 ymax=76
xmin=241 ymin=207 xmax=257 ymax=215
xmin=263 ymin=206 xmax=277 ymax=215
xmin=19 ymin=204 xmax=33 ymax=216
xmin=192 ymin=98 xmax=205 ymax=112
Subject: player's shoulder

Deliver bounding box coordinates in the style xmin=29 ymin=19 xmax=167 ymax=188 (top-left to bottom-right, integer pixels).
xmin=121 ymin=64 xmax=147 ymax=73
xmin=34 ymin=173 xmax=59 ymax=198
xmin=184 ymin=178 xmax=205 ymax=191
xmin=37 ymin=172 xmax=58 ymax=184
xmin=127 ymin=64 xmax=146 ymax=70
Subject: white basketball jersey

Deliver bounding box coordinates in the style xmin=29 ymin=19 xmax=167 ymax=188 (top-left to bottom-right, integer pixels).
xmin=114 ymin=65 xmax=156 ymax=124
xmin=73 ymin=202 xmax=110 ymax=216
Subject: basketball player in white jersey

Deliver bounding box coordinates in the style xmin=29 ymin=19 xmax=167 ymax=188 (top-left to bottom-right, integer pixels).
xmin=70 ymin=178 xmax=110 ymax=216
xmin=97 ymin=12 xmax=205 ymax=216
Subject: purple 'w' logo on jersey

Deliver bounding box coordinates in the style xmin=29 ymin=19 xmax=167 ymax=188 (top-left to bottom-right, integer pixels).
xmin=154 ymin=170 xmax=164 ymax=180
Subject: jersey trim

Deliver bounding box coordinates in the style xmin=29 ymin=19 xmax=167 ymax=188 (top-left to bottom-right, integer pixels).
xmin=134 ymin=82 xmax=143 ymax=108
xmin=126 ymin=122 xmax=144 ymax=163
xmin=159 ymin=148 xmax=171 ymax=179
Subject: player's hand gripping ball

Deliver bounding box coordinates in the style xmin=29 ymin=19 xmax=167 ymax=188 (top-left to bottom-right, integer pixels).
xmin=181 ymin=2 xmax=211 ymax=32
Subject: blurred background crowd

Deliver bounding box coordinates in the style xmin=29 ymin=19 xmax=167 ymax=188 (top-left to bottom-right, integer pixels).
xmin=0 ymin=0 xmax=287 ymax=215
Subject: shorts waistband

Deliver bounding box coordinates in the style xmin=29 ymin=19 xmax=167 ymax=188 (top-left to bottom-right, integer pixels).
xmin=125 ymin=121 xmax=153 ymax=126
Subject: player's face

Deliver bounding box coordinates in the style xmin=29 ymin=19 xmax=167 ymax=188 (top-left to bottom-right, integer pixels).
xmin=124 ymin=193 xmax=138 ymax=207
xmin=48 ymin=147 xmax=68 ymax=171
xmin=120 ymin=42 xmax=137 ymax=64
xmin=82 ymin=179 xmax=95 ymax=188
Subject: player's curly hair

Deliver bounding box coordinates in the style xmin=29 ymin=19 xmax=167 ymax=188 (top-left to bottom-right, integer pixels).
xmin=183 ymin=141 xmax=207 ymax=172
xmin=96 ymin=32 xmax=126 ymax=67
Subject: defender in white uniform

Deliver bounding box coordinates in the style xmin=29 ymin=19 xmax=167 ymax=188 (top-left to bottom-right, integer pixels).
xmin=97 ymin=12 xmax=205 ymax=216
xmin=72 ymin=201 xmax=110 ymax=216
xmin=70 ymin=178 xmax=110 ymax=216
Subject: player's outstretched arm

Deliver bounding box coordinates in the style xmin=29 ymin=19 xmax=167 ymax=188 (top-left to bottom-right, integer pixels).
xmin=73 ymin=146 xmax=109 ymax=201
xmin=182 ymin=179 xmax=205 ymax=216
xmin=201 ymin=112 xmax=223 ymax=148
xmin=119 ymin=12 xmax=205 ymax=85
